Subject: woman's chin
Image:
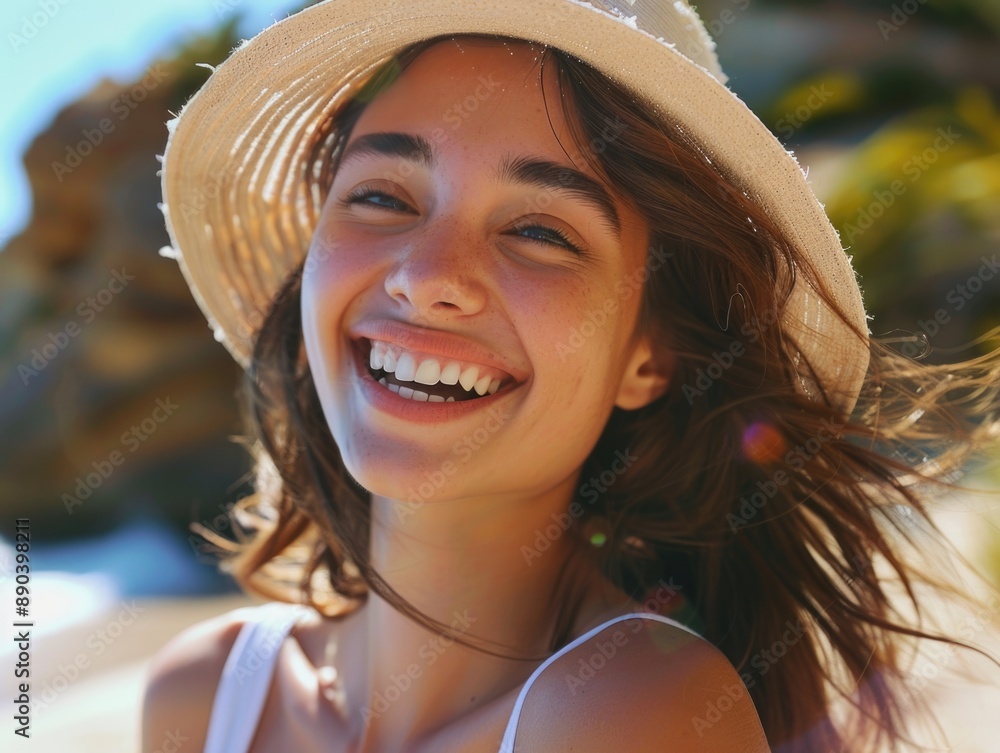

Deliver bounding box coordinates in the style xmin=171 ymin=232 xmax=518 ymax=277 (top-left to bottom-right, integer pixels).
xmin=340 ymin=454 xmax=462 ymax=508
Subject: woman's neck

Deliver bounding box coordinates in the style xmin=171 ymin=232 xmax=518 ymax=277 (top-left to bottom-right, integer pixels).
xmin=342 ymin=483 xmax=628 ymax=749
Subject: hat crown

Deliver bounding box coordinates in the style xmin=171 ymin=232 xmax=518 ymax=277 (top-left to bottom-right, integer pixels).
xmin=583 ymin=0 xmax=727 ymax=83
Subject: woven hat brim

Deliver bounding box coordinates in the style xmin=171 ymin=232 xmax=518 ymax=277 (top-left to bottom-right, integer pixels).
xmin=161 ymin=0 xmax=870 ymax=416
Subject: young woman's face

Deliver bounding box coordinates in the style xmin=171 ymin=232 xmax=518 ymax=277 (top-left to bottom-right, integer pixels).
xmin=302 ymin=39 xmax=660 ymax=508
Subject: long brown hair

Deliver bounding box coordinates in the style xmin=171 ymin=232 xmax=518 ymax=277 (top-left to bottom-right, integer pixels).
xmin=191 ymin=34 xmax=1000 ymax=752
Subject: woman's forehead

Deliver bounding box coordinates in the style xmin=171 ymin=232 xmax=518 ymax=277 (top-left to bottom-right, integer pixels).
xmin=344 ymin=39 xmax=593 ymax=176
xmin=369 ymin=38 xmax=552 ymax=109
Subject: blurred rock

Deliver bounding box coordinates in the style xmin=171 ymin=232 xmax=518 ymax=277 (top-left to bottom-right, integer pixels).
xmin=0 ymin=22 xmax=253 ymax=539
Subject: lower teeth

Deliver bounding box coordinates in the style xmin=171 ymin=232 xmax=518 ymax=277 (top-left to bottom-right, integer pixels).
xmin=378 ymin=377 xmax=455 ymax=402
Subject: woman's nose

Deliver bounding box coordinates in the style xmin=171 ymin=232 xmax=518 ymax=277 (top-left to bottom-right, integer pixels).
xmin=382 ymin=219 xmax=489 ymax=319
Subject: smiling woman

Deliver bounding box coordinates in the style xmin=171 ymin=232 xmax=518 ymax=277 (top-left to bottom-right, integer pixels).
xmin=145 ymin=2 xmax=1000 ymax=753
xmin=300 ymin=41 xmax=667 ymax=516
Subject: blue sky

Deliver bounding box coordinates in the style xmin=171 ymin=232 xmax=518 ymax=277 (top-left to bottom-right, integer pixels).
xmin=0 ymin=0 xmax=303 ymax=244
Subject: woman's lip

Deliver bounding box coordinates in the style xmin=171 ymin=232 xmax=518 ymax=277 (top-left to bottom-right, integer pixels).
xmin=349 ymin=338 xmax=516 ymax=423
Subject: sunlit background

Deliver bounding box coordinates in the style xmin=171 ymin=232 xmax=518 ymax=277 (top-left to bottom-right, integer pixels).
xmin=1 ymin=1 xmax=999 ymax=750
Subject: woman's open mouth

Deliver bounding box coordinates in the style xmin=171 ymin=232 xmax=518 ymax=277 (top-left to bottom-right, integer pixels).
xmin=357 ymin=338 xmax=511 ymax=403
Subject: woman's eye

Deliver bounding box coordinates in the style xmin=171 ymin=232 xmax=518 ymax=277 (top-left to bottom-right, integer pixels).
xmin=338 ymin=190 xmax=582 ymax=256
xmin=342 ymin=187 xmax=413 ymax=213
xmin=508 ymin=222 xmax=583 ymax=255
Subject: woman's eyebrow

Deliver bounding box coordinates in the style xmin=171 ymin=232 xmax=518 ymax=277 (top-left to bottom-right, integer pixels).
xmin=338 ymin=131 xmax=622 ymax=240
xmin=493 ymin=154 xmax=622 ymax=240
xmin=340 ymin=132 xmax=436 ymax=170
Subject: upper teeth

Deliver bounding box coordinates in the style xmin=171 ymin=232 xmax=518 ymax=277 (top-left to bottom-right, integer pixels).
xmin=368 ymin=340 xmax=503 ymax=396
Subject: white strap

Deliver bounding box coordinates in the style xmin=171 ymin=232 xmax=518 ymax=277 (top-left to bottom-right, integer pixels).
xmin=496 ymin=613 xmax=701 ymax=753
xmin=203 ymin=602 xmax=311 ymax=753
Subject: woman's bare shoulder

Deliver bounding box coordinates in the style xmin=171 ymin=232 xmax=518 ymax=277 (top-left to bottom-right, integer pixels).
xmin=141 ymin=605 xmax=256 ymax=753
xmin=517 ymin=616 xmax=771 ymax=752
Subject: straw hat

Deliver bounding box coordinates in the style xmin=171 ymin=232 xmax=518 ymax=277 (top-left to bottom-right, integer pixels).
xmin=159 ymin=0 xmax=870 ymax=416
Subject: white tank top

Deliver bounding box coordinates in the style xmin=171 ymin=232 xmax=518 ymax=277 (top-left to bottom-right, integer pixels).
xmin=202 ymin=601 xmax=703 ymax=753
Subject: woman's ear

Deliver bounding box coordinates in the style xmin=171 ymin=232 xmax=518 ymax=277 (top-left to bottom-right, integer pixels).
xmin=615 ymin=336 xmax=673 ymax=410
